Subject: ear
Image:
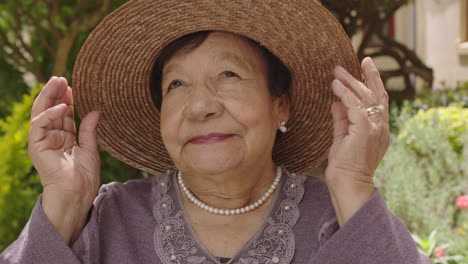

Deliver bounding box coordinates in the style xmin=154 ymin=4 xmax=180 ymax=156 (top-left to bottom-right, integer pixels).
xmin=273 ymin=94 xmax=290 ymax=125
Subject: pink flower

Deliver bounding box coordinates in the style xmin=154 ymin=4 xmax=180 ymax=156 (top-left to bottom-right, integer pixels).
xmin=456 ymin=195 xmax=468 ymax=209
xmin=435 ymin=246 xmax=445 ymax=259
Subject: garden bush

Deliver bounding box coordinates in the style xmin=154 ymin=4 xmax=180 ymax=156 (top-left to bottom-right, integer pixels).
xmin=415 ymin=81 xmax=468 ymax=110
xmin=0 ymin=85 xmax=41 ymax=251
xmin=399 ymin=106 xmax=468 ymax=155
xmin=376 ymin=105 xmax=468 ymax=261
xmin=389 ymin=81 xmax=468 ymax=133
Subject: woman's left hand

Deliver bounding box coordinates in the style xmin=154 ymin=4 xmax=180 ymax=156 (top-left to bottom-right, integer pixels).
xmin=326 ymin=57 xmax=391 ymax=226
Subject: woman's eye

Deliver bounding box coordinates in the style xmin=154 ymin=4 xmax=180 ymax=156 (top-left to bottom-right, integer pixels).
xmin=168 ymin=80 xmax=182 ymax=90
xmin=222 ymin=71 xmax=239 ymax=78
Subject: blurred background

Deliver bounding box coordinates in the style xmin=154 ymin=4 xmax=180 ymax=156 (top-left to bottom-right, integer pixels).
xmin=0 ymin=0 xmax=466 ymax=262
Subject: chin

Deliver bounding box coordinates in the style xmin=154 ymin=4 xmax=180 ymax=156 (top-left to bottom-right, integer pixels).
xmin=180 ymin=148 xmax=244 ymax=175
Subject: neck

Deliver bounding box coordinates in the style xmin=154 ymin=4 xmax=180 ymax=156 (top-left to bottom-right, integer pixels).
xmin=179 ymin=161 xmax=278 ymax=210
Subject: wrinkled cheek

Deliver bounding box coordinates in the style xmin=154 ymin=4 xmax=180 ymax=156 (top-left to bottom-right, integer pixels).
xmin=160 ymin=110 xmax=182 ymax=157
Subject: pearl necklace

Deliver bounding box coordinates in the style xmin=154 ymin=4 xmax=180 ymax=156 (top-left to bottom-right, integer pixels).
xmin=177 ymin=167 xmax=282 ymax=215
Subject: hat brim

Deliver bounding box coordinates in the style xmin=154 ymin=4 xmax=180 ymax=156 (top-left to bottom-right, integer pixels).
xmin=72 ymin=0 xmax=361 ymax=175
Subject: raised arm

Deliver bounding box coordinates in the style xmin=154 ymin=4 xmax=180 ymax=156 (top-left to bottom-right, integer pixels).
xmin=1 ymin=77 xmax=101 ymax=263
xmin=28 ymin=76 xmax=101 ymax=244
xmin=318 ymin=57 xmax=432 ymax=263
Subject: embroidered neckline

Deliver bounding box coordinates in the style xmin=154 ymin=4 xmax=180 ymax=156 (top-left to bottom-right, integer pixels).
xmin=173 ymin=170 xmax=282 ymax=264
xmin=153 ymin=169 xmax=306 ymax=264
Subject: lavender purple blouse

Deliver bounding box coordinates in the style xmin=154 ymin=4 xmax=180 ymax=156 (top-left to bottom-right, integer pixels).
xmin=1 ymin=169 xmax=433 ymax=264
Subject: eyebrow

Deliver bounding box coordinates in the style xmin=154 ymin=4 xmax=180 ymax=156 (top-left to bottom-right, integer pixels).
xmin=162 ymin=64 xmax=182 ymax=78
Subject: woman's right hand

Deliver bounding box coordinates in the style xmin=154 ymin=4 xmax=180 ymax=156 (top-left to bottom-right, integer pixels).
xmin=28 ymin=77 xmax=101 ymax=244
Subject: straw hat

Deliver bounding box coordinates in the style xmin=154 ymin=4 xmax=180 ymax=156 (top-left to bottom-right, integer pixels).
xmin=72 ymin=0 xmax=361 ymax=175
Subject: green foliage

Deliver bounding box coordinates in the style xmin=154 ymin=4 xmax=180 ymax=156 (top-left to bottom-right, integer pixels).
xmin=0 ymin=0 xmax=128 ymax=80
xmin=376 ymin=104 xmax=468 ymax=259
xmin=0 ymin=84 xmax=41 ymax=251
xmin=0 ymin=57 xmax=29 ymax=119
xmin=0 ymin=0 xmax=128 ymax=118
xmin=415 ymin=82 xmax=468 ymax=110
xmin=388 ymin=82 xmax=468 ymax=134
xmin=399 ymin=106 xmax=468 ymax=155
xmin=0 ymin=1 xmax=51 ymax=79
xmin=412 ymin=230 xmax=440 ymax=258
xmin=412 ymin=230 xmax=466 ymax=263
xmin=447 ymin=231 xmax=468 ymax=264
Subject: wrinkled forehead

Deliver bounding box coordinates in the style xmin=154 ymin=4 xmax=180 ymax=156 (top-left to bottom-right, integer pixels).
xmin=161 ymin=31 xmax=265 ymax=76
xmin=163 ymin=51 xmax=255 ymax=75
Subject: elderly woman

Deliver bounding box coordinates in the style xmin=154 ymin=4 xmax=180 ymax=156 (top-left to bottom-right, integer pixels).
xmin=1 ymin=1 xmax=432 ymax=264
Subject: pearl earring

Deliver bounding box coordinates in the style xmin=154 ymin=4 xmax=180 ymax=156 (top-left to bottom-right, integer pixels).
xmin=279 ymin=121 xmax=287 ymax=133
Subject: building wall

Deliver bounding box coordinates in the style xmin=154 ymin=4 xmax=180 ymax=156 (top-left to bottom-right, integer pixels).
xmin=416 ymin=0 xmax=468 ymax=89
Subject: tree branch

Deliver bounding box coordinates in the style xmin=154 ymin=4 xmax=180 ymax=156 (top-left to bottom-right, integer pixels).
xmin=50 ymin=0 xmax=112 ymax=76
xmin=68 ymin=0 xmax=111 ymax=33
xmin=1 ymin=50 xmax=29 ymax=71
xmin=8 ymin=8 xmax=38 ymax=62
xmin=67 ymin=0 xmax=88 ymax=25
xmin=45 ymin=0 xmax=61 ymax=42
xmin=16 ymin=3 xmax=55 ymax=56
xmin=0 ymin=27 xmax=31 ymax=70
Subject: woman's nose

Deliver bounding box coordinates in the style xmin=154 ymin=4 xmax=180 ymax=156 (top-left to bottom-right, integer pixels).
xmin=183 ymin=83 xmax=223 ymax=121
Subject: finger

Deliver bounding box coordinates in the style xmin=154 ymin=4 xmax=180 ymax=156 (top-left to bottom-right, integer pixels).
xmin=51 ymin=78 xmax=74 ymax=130
xmin=62 ymin=104 xmax=76 ymax=135
xmin=56 ymin=86 xmax=76 ymax=136
xmin=361 ymin=57 xmax=389 ymax=122
xmin=29 ymin=103 xmax=69 ymax=144
xmin=334 ymin=65 xmax=378 ymax=107
xmin=31 ymin=77 xmax=69 ymax=120
xmin=361 ymin=57 xmax=387 ymax=104
xmin=332 ymin=79 xmax=374 ymax=126
xmin=62 ymin=80 xmax=73 ymax=105
xmin=78 ymin=111 xmax=100 ymax=153
xmin=331 ymin=102 xmax=350 ymax=138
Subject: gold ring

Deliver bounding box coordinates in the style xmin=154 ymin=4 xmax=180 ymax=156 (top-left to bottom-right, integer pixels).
xmin=366 ymin=105 xmax=384 ymax=115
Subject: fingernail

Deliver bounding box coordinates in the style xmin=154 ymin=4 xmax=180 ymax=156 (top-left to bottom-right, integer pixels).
xmin=54 ymin=103 xmax=67 ymax=109
xmin=332 ymin=79 xmax=343 ymax=91
xmin=336 ymin=66 xmax=347 ymax=75
xmin=333 ymin=79 xmax=342 ymax=85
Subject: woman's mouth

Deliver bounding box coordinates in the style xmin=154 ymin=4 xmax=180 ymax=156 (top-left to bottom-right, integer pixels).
xmin=188 ymin=133 xmax=234 ymax=144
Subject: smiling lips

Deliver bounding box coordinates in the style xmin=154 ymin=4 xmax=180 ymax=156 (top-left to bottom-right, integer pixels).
xmin=188 ymin=133 xmax=234 ymax=144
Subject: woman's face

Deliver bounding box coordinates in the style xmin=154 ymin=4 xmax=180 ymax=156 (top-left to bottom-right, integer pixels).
xmin=160 ymin=32 xmax=289 ymax=175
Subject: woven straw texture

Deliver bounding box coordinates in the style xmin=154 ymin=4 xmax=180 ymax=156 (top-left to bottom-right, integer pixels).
xmin=72 ymin=0 xmax=361 ymax=175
